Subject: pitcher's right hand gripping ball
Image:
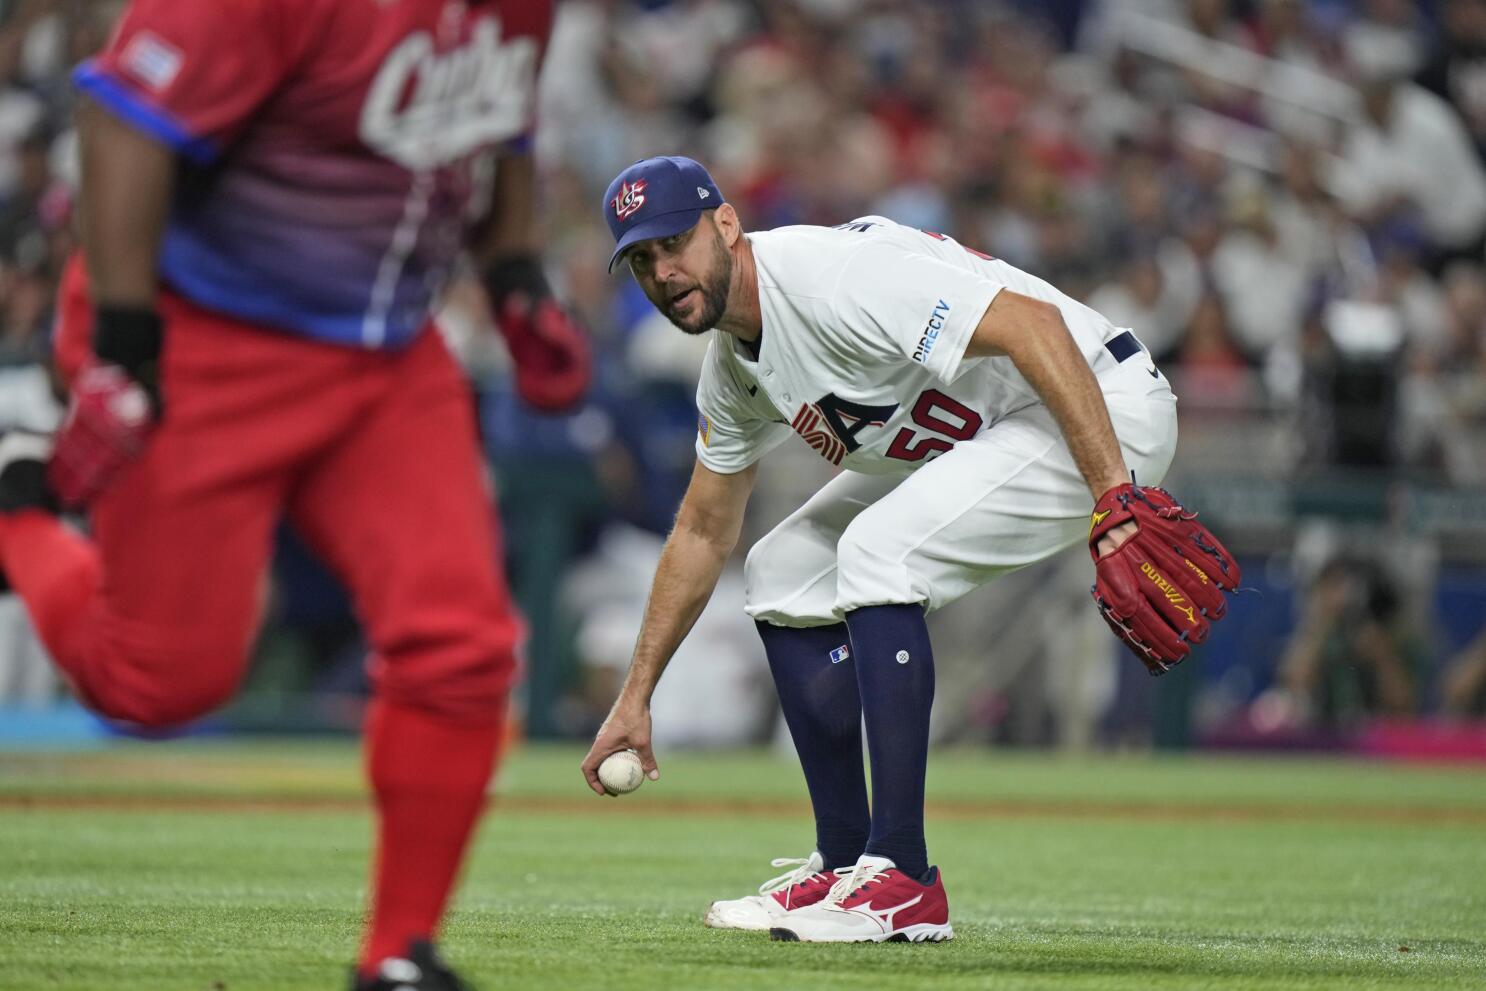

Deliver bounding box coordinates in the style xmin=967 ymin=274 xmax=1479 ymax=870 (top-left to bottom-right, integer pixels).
xmin=597 ymin=749 xmax=645 ymax=796
xmin=1088 ymin=484 xmax=1240 ymax=675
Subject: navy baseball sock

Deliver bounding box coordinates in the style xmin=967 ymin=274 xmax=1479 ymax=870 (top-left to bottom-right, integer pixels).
xmin=757 ymin=621 xmax=870 ymax=871
xmin=845 ymin=603 xmax=934 ymax=881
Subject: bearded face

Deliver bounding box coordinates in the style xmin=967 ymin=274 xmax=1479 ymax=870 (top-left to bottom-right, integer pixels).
xmin=626 ymin=211 xmax=733 ymax=336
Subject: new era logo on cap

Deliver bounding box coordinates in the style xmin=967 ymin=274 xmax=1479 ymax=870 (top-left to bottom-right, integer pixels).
xmin=602 ymin=156 xmax=726 ymax=271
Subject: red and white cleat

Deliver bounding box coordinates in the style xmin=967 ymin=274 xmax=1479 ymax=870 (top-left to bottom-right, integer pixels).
xmin=769 ymin=855 xmax=953 ymax=943
xmin=704 ymin=853 xmax=840 ymax=931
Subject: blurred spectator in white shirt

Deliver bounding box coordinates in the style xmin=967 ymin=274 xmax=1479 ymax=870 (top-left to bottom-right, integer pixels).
xmin=1335 ymin=34 xmax=1486 ymax=268
xmin=1417 ymin=0 xmax=1486 ymax=162
xmin=1211 ymin=186 xmax=1312 ymax=360
xmin=1086 ymin=238 xmax=1200 ymax=358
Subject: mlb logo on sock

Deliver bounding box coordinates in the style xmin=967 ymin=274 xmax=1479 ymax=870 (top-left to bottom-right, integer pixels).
xmin=829 ymin=645 xmax=850 ymax=664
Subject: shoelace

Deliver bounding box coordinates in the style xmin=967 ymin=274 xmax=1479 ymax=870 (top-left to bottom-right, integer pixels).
xmin=757 ymin=857 xmax=826 ymax=896
xmin=825 ymin=861 xmax=890 ymax=905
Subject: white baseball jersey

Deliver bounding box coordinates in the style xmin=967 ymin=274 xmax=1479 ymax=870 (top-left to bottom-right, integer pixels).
xmin=694 ymin=217 xmax=1147 ymax=477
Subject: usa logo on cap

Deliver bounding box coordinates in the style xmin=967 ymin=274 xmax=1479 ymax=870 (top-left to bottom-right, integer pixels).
xmin=611 ymin=179 xmax=647 ymax=221
xmin=602 ymin=157 xmax=726 ymax=271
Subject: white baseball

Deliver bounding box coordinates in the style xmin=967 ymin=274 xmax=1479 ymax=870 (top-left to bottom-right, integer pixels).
xmin=597 ymin=749 xmax=645 ymax=795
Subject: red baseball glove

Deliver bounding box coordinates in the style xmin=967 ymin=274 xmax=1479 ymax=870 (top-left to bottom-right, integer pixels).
xmin=1088 ymin=483 xmax=1241 ymax=675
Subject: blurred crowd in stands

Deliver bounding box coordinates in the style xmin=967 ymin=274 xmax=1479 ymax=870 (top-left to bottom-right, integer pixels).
xmin=532 ymin=0 xmax=1486 ymax=483
xmin=2 ymin=0 xmax=1486 ymax=743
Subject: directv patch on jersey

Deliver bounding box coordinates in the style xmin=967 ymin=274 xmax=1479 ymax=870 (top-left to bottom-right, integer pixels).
xmin=913 ymin=298 xmax=951 ymax=364
xmin=697 ymin=411 xmax=712 ymax=447
xmin=829 ymin=644 xmax=850 ymax=664
xmin=120 ymin=32 xmax=183 ymax=92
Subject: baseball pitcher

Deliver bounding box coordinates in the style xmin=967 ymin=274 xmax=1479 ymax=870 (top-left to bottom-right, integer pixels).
xmin=580 ymin=156 xmax=1239 ymax=943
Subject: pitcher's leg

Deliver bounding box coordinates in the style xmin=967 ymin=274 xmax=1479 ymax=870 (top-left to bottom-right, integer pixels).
xmin=743 ymin=471 xmax=897 ymax=868
xmin=842 ymin=603 xmax=934 ymax=880
xmin=757 ymin=621 xmax=869 ymax=870
xmin=830 ymin=397 xmax=1180 ymax=884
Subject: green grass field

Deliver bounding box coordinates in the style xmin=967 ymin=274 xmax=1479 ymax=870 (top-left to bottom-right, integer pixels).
xmin=1 ymin=742 xmax=1483 ymax=990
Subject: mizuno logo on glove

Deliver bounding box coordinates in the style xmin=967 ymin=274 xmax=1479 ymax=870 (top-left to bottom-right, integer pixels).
xmin=1139 ymin=561 xmax=1196 ymax=625
xmin=1088 ymin=482 xmax=1241 ymax=675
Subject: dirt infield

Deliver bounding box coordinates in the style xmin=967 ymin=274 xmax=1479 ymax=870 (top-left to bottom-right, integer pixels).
xmin=3 ymin=791 xmax=1484 ymax=826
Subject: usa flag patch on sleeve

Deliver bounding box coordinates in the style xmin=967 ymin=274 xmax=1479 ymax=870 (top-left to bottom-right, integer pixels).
xmin=121 ymin=32 xmax=184 ymax=92
xmin=697 ymin=412 xmax=712 ymax=447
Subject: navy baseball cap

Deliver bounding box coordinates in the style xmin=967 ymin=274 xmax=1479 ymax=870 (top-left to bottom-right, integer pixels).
xmin=603 ymin=156 xmax=725 ymax=272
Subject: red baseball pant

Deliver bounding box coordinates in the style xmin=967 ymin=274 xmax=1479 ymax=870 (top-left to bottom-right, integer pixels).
xmin=4 ymin=286 xmax=520 ymax=967
xmin=23 ymin=289 xmax=519 ymax=724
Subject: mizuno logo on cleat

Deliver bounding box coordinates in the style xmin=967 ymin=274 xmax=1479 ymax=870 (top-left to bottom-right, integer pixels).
xmin=854 ymin=892 xmax=923 ymax=932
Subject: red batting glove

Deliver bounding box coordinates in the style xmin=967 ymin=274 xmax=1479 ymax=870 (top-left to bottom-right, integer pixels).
xmin=47 ymin=306 xmax=163 ymax=509
xmin=48 ymin=363 xmax=158 ymax=508
xmin=495 ymin=292 xmax=592 ymax=412
xmin=484 ymin=255 xmax=591 ymax=413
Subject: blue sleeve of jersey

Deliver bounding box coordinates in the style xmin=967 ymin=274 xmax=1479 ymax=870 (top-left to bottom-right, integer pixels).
xmin=74 ymin=60 xmax=219 ymax=166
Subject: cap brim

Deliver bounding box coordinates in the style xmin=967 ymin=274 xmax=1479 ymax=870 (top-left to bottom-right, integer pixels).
xmin=607 ymin=209 xmax=705 ymax=272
